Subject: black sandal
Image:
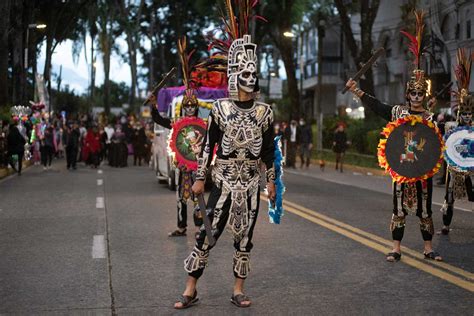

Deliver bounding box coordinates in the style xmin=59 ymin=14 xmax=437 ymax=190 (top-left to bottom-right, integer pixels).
xmin=168 ymin=228 xmax=186 ymax=237
xmin=424 ymin=251 xmax=443 ymax=261
xmin=174 ymin=290 xmax=198 ymax=309
xmin=230 ymin=293 xmax=251 ymax=308
xmin=386 ymin=252 xmax=401 ymax=262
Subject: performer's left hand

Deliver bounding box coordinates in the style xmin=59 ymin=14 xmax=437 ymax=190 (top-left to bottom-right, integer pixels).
xmin=427 ymin=97 xmax=437 ymax=109
xmin=266 ymin=181 xmax=276 ymax=201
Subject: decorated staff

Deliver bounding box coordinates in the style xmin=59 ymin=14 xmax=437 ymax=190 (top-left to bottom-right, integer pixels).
xmin=440 ymin=48 xmax=474 ymax=235
xmin=174 ymin=0 xmax=276 ymax=309
xmin=346 ymin=10 xmax=443 ymax=262
xmin=149 ymin=38 xmax=204 ymax=238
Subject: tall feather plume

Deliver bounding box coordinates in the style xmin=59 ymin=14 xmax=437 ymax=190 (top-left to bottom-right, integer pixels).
xmin=454 ymin=48 xmax=473 ymax=92
xmin=400 ymin=10 xmax=426 ymax=69
xmin=207 ymin=0 xmax=266 ymax=57
xmin=177 ymin=36 xmax=196 ymax=90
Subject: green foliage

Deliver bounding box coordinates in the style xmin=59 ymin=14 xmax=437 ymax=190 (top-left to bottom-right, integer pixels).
xmin=54 ymin=85 xmax=89 ymax=114
xmin=0 ymin=106 xmax=11 ymax=123
xmin=93 ymin=81 xmax=130 ymax=109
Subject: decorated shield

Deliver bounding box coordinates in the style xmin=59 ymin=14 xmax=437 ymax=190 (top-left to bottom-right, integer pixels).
xmin=168 ymin=116 xmax=207 ymax=171
xmin=378 ymin=115 xmax=444 ymax=183
xmin=444 ymin=126 xmax=474 ymax=172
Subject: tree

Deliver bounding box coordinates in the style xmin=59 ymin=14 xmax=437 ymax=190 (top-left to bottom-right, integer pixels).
xmin=257 ymin=0 xmax=311 ymax=120
xmin=97 ymin=1 xmax=118 ymax=115
xmin=0 ymin=0 xmax=11 ymax=108
xmin=334 ymin=0 xmax=381 ymax=120
xmin=115 ymin=0 xmax=145 ymax=111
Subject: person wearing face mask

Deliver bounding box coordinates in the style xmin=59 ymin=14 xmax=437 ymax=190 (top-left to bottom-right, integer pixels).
xmin=284 ymin=119 xmax=299 ymax=168
xmin=174 ymin=16 xmax=276 ymax=308
xmin=346 ymin=10 xmax=442 ymax=263
xmin=440 ymin=48 xmax=474 ymax=235
xmin=298 ymin=118 xmax=313 ymax=168
xmin=149 ymin=38 xmax=203 ymax=238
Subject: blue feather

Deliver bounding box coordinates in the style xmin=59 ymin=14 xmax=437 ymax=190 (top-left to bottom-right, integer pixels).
xmin=268 ymin=135 xmax=286 ymax=224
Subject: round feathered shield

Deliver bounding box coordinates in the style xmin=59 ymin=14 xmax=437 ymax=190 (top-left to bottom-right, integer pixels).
xmin=168 ymin=116 xmax=207 ymax=171
xmin=444 ymin=126 xmax=474 ymax=172
xmin=378 ymin=115 xmax=444 ymax=183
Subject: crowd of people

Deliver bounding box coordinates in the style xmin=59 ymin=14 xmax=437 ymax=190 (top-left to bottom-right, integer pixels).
xmin=0 ymin=112 xmax=154 ymax=175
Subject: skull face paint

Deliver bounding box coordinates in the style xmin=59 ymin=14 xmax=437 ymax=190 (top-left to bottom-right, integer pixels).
xmin=459 ymin=112 xmax=472 ymax=124
xmin=408 ymin=90 xmax=425 ymax=107
xmin=237 ymin=63 xmax=257 ymax=93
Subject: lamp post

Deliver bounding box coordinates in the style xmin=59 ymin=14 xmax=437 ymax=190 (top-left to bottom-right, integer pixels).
xmin=24 ymin=24 xmax=46 ymax=70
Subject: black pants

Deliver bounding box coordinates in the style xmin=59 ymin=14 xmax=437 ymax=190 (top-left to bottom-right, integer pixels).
xmin=66 ymin=146 xmax=78 ymax=168
xmin=9 ymin=152 xmax=24 ymax=174
xmin=185 ymin=184 xmax=260 ymax=280
xmin=335 ymin=151 xmax=345 ymax=171
xmin=287 ymin=142 xmax=298 ymax=167
xmin=391 ymin=179 xmax=434 ymax=242
xmin=443 ymin=174 xmax=474 ymax=226
xmin=41 ymin=145 xmax=54 ymax=167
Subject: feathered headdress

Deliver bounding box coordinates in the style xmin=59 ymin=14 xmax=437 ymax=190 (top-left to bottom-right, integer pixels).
xmin=207 ymin=0 xmax=266 ymax=58
xmin=177 ymin=36 xmax=198 ymax=106
xmin=401 ymin=10 xmax=429 ymax=93
xmin=452 ymin=48 xmax=473 ymax=117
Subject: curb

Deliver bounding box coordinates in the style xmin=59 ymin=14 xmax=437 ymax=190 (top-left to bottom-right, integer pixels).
xmin=311 ymin=159 xmax=387 ymax=177
xmin=0 ymin=160 xmax=33 ymax=179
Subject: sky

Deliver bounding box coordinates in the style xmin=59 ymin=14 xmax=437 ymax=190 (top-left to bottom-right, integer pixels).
xmin=37 ymin=35 xmax=136 ymax=95
xmin=37 ymin=34 xmax=287 ymax=96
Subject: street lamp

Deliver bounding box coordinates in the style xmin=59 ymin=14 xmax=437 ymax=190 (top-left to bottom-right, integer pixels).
xmin=24 ymin=24 xmax=47 ymax=70
xmin=283 ymin=31 xmax=296 ymax=38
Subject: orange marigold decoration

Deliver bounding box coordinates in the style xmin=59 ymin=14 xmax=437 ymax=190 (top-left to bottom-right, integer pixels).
xmin=377 ymin=115 xmax=445 ymax=183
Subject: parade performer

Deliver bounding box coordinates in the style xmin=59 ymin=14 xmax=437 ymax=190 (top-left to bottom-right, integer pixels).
xmin=440 ymin=48 xmax=474 ymax=234
xmin=346 ymin=10 xmax=443 ymax=262
xmin=174 ymin=1 xmax=275 ymax=309
xmin=149 ymin=37 xmax=204 ymax=237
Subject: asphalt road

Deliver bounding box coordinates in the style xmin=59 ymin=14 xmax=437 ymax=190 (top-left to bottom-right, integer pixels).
xmin=0 ymin=159 xmax=473 ymax=315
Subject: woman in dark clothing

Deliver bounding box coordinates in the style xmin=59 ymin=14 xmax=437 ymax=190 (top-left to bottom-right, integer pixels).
xmin=7 ymin=124 xmax=26 ymax=175
xmin=131 ymin=125 xmax=147 ymax=166
xmin=333 ymin=123 xmax=348 ymax=172
xmin=41 ymin=126 xmax=55 ymax=169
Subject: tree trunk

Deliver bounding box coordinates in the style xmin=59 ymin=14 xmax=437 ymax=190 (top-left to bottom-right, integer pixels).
xmin=334 ymin=0 xmax=380 ymax=121
xmin=0 ymin=0 xmax=11 ymax=107
xmin=278 ymin=37 xmax=300 ymax=120
xmin=11 ymin=0 xmax=24 ymax=106
xmin=90 ymin=34 xmax=95 ymax=102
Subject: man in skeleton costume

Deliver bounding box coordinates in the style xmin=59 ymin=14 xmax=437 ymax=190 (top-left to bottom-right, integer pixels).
xmin=440 ymin=48 xmax=474 ymax=235
xmin=346 ymin=11 xmax=442 ymax=263
xmin=149 ymin=38 xmax=202 ymax=238
xmin=174 ymin=34 xmax=275 ymax=309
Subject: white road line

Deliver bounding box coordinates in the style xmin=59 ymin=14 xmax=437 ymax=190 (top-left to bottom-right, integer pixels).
xmin=97 ymin=179 xmax=103 ymax=186
xmin=92 ymin=235 xmax=106 ymax=259
xmin=96 ymin=197 xmax=104 ymax=209
xmin=98 ymin=169 xmax=103 ymax=174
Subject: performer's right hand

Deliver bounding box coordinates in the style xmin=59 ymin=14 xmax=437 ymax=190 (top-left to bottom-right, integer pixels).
xmin=345 ymin=78 xmax=358 ymax=93
xmin=147 ymin=92 xmax=156 ymax=105
xmin=192 ymin=180 xmax=205 ymax=195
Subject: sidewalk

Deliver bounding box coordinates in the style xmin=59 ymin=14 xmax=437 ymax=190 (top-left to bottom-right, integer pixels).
xmin=286 ymin=160 xmax=473 ymax=213
xmin=0 ymin=160 xmax=33 ymax=179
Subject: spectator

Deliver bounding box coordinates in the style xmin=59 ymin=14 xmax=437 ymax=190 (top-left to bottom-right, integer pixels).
xmin=41 ymin=125 xmax=55 ymax=170
xmin=7 ymin=124 xmax=26 ymax=175
xmin=104 ymin=123 xmax=115 ymax=159
xmin=84 ymin=127 xmax=101 ymax=168
xmin=333 ymin=123 xmax=348 ymax=173
xmin=64 ymin=122 xmax=80 ymax=170
xmin=284 ymin=119 xmax=299 ymax=168
xmin=298 ymin=118 xmax=313 ymax=168
xmin=131 ymin=124 xmax=147 ymax=166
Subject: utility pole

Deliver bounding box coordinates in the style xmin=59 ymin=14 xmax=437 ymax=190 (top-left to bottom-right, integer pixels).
xmin=316 ymin=15 xmax=326 ymax=153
